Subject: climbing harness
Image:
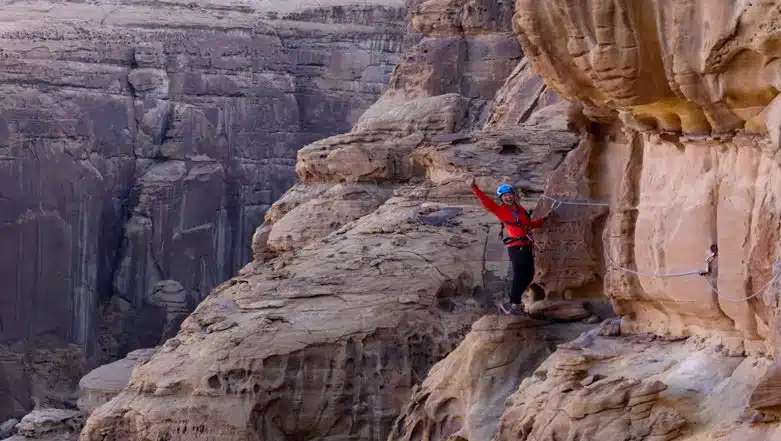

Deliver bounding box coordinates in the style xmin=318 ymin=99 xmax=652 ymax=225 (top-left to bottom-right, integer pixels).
xmin=499 ymin=216 xmax=535 ymax=247
xmin=494 ymin=194 xmax=610 ymax=246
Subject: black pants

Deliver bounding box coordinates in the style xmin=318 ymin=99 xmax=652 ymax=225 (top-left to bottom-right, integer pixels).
xmin=507 ymin=245 xmax=534 ymax=304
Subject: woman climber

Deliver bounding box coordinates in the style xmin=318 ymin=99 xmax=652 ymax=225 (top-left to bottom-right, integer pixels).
xmin=469 ymin=177 xmax=550 ymax=316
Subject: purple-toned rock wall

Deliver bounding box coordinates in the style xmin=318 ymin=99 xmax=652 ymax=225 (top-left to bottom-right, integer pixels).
xmin=0 ymin=0 xmax=407 ymax=420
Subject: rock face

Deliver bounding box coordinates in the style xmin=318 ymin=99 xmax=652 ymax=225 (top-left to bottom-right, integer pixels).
xmin=0 ymin=0 xmax=407 ymax=421
xmin=387 ymin=316 xmax=595 ymax=441
xmin=483 ymin=2 xmax=781 ymax=440
xmin=80 ymin=1 xmax=582 ymax=440
xmin=77 ymin=348 xmax=156 ymax=415
xmin=514 ymin=0 xmax=781 ymax=354
xmin=0 ymin=344 xmax=86 ymax=422
xmin=495 ymin=331 xmax=776 ymax=441
xmin=319 ymin=1 xmax=781 ymax=440
xmin=70 ymin=0 xmax=781 ymax=440
xmin=7 ymin=408 xmax=85 ymax=441
xmin=516 ymin=0 xmax=781 ymax=135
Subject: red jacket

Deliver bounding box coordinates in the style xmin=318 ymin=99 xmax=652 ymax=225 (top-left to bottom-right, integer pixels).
xmin=471 ymin=184 xmax=544 ymax=247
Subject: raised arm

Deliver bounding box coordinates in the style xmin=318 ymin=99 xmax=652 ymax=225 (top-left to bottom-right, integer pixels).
xmin=470 ymin=180 xmax=501 ymax=215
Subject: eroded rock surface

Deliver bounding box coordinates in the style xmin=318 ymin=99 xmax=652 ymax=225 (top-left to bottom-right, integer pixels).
xmin=0 ymin=344 xmax=86 ymax=421
xmin=6 ymin=409 xmax=85 ymax=441
xmin=0 ymin=0 xmax=407 ymax=421
xmin=0 ymin=419 xmax=18 ymax=439
xmin=495 ymin=1 xmax=781 ymax=440
xmin=516 ymin=0 xmax=781 ymax=135
xmin=387 ymin=316 xmax=595 ymax=441
xmin=77 ymin=348 xmax=156 ymax=415
xmin=513 ymin=0 xmax=781 ymax=353
xmin=80 ymin=1 xmax=582 ymax=440
xmin=353 ymin=2 xmax=781 ymax=440
xmin=495 ymin=331 xmax=777 ymax=441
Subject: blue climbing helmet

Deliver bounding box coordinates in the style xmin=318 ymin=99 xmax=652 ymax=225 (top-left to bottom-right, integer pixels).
xmin=496 ymin=183 xmax=514 ymax=197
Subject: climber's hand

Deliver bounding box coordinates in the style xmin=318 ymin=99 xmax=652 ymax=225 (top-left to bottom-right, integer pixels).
xmin=468 ymin=176 xmax=476 ymax=187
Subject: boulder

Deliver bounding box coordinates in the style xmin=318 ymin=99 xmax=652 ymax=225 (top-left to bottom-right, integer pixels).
xmin=12 ymin=409 xmax=84 ymax=441
xmin=78 ymin=349 xmax=156 ymax=414
xmin=0 ymin=419 xmax=18 ymax=439
xmin=526 ymin=300 xmax=592 ymax=322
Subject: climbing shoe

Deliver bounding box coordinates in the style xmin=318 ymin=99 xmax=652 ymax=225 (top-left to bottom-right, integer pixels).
xmin=499 ymin=302 xmax=526 ymax=316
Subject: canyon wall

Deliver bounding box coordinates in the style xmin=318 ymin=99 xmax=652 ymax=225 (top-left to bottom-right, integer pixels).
xmin=78 ymin=0 xmax=587 ymax=440
xmin=516 ymin=0 xmax=781 ymax=354
xmin=0 ymin=0 xmax=406 ymax=420
xmin=484 ymin=2 xmax=781 ymax=440
xmin=60 ymin=1 xmax=781 ymax=441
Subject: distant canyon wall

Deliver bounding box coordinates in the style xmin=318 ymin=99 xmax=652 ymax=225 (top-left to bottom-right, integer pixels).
xmin=0 ymin=0 xmax=406 ymax=420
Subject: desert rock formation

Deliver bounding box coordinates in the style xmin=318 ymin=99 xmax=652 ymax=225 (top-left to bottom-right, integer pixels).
xmin=77 ymin=348 xmax=156 ymax=415
xmin=515 ymin=0 xmax=781 ymax=353
xmin=0 ymin=0 xmax=406 ymax=421
xmin=388 ymin=316 xmax=595 ymax=441
xmin=19 ymin=1 xmax=781 ymax=441
xmin=4 ymin=408 xmax=84 ymax=441
xmin=495 ymin=330 xmax=766 ymax=441
xmin=79 ymin=0 xmax=585 ymax=440
xmin=482 ymin=1 xmax=781 ymax=440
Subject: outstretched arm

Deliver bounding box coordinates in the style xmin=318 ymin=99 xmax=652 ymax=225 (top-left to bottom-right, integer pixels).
xmin=529 ymin=216 xmax=546 ymax=229
xmin=529 ymin=204 xmax=556 ymax=229
xmin=470 ymin=178 xmax=501 ymax=215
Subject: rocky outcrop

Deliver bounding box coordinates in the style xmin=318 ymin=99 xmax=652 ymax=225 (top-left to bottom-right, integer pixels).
xmin=1 ymin=419 xmax=19 ymax=439
xmin=372 ymin=2 xmax=781 ymax=441
xmin=77 ymin=348 xmax=156 ymax=415
xmin=516 ymin=0 xmax=781 ymax=135
xmin=513 ymin=0 xmax=781 ymax=353
xmin=80 ymin=1 xmax=583 ymax=440
xmin=0 ymin=0 xmax=407 ymax=421
xmin=387 ymin=316 xmax=595 ymax=441
xmin=494 ymin=330 xmax=778 ymax=441
xmin=48 ymin=1 xmax=781 ymax=441
xmin=479 ymin=2 xmax=781 ymax=440
xmin=5 ymin=409 xmax=85 ymax=441
xmin=0 ymin=344 xmax=86 ymax=421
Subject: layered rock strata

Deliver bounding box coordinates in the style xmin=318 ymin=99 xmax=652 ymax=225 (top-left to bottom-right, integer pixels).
xmin=387 ymin=316 xmax=595 ymax=441
xmin=495 ymin=329 xmax=775 ymax=441
xmin=480 ymin=2 xmax=781 ymax=440
xmin=5 ymin=408 xmax=85 ymax=441
xmin=383 ymin=2 xmax=781 ymax=440
xmin=514 ymin=0 xmax=781 ymax=354
xmin=80 ymin=1 xmax=584 ymax=440
xmin=0 ymin=0 xmax=406 ymax=420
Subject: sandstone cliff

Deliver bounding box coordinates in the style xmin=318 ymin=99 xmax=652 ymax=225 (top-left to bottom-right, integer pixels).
xmin=78 ymin=0 xmax=585 ymax=440
xmin=0 ymin=0 xmax=406 ymax=421
xmin=41 ymin=1 xmax=781 ymax=441
xmin=486 ymin=2 xmax=781 ymax=440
